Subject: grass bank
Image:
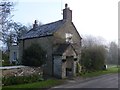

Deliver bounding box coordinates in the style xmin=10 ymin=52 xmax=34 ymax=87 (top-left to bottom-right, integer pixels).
xmin=80 ymin=66 xmax=119 ymax=78
xmin=2 ymin=79 xmax=64 ymax=90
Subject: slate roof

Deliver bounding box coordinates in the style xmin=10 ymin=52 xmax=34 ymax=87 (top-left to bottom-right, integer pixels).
xmin=53 ymin=43 xmax=78 ymax=55
xmin=20 ymin=20 xmax=66 ymax=40
xmin=53 ymin=44 xmax=70 ymax=55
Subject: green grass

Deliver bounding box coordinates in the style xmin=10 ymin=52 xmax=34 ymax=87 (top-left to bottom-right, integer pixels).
xmin=107 ymin=64 xmax=118 ymax=68
xmin=2 ymin=79 xmax=64 ymax=90
xmin=80 ymin=66 xmax=119 ymax=78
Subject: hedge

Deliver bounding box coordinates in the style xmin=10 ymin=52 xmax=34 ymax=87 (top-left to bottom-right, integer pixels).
xmin=2 ymin=74 xmax=44 ymax=86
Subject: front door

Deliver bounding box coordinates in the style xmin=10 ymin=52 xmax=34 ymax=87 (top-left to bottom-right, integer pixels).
xmin=66 ymin=56 xmax=74 ymax=77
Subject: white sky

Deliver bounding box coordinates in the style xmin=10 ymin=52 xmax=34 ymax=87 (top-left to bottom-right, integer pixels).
xmin=10 ymin=0 xmax=119 ymax=44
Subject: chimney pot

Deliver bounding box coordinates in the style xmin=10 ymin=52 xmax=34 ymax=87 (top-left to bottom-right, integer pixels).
xmin=33 ymin=20 xmax=38 ymax=29
xmin=34 ymin=20 xmax=37 ymax=24
xmin=65 ymin=3 xmax=68 ymax=8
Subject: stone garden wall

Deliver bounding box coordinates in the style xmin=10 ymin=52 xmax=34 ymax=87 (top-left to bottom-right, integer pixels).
xmin=2 ymin=66 xmax=43 ymax=77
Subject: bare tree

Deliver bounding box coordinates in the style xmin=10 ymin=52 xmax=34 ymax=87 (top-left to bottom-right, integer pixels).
xmin=0 ymin=0 xmax=14 ymax=51
xmin=82 ymin=35 xmax=106 ymax=47
xmin=107 ymin=42 xmax=118 ymax=65
xmin=9 ymin=22 xmax=27 ymax=39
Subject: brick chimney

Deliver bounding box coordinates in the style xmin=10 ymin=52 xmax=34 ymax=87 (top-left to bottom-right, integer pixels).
xmin=33 ymin=20 xmax=38 ymax=29
xmin=63 ymin=3 xmax=72 ymax=22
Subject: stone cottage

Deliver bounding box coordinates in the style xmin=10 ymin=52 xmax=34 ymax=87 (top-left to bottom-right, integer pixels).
xmin=18 ymin=4 xmax=82 ymax=78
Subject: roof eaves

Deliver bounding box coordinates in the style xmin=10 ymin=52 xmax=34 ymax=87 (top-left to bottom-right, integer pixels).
xmin=71 ymin=22 xmax=82 ymax=39
xmin=20 ymin=34 xmax=53 ymax=40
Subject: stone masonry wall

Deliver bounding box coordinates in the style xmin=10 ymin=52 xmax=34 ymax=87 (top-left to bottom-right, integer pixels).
xmin=2 ymin=66 xmax=43 ymax=77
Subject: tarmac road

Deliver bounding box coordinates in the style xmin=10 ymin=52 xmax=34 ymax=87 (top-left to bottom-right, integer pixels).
xmin=52 ymin=73 xmax=119 ymax=88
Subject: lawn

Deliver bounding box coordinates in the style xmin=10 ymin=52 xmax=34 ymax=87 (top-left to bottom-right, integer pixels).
xmin=80 ymin=66 xmax=119 ymax=78
xmin=2 ymin=79 xmax=64 ymax=90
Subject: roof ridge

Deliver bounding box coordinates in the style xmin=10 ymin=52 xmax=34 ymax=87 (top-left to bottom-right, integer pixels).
xmin=26 ymin=20 xmax=63 ymax=33
xmin=40 ymin=19 xmax=63 ymax=26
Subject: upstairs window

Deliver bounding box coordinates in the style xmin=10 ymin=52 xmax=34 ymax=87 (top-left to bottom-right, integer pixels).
xmin=65 ymin=33 xmax=73 ymax=43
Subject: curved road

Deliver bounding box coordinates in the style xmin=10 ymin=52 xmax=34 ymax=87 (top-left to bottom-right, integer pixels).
xmin=53 ymin=73 xmax=119 ymax=88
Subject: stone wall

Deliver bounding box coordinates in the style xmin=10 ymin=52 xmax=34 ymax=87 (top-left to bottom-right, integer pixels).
xmin=2 ymin=66 xmax=43 ymax=77
xmin=53 ymin=21 xmax=82 ymax=62
xmin=53 ymin=21 xmax=81 ymax=46
xmin=19 ymin=36 xmax=53 ymax=76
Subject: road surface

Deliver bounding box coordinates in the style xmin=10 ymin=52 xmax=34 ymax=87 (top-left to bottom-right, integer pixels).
xmin=53 ymin=73 xmax=119 ymax=88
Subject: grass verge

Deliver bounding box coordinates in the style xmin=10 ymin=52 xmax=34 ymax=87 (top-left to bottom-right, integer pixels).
xmin=80 ymin=67 xmax=119 ymax=78
xmin=2 ymin=79 xmax=64 ymax=90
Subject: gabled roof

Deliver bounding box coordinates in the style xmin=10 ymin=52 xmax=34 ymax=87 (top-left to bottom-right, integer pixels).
xmin=53 ymin=43 xmax=78 ymax=56
xmin=53 ymin=44 xmax=70 ymax=55
xmin=20 ymin=20 xmax=65 ymax=40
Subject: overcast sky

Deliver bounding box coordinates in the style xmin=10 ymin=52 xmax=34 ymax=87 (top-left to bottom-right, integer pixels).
xmin=11 ymin=0 xmax=119 ymax=44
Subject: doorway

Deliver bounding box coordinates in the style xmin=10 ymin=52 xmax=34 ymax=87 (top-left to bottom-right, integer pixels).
xmin=66 ymin=56 xmax=74 ymax=77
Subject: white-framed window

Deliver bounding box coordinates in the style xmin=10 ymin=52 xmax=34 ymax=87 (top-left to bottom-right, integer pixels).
xmin=65 ymin=33 xmax=73 ymax=43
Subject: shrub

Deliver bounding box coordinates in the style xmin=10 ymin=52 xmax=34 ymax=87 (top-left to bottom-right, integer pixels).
xmin=76 ymin=62 xmax=81 ymax=73
xmin=2 ymin=74 xmax=44 ymax=86
xmin=22 ymin=43 xmax=46 ymax=67
xmin=81 ymin=45 xmax=107 ymax=71
xmin=2 ymin=52 xmax=11 ymax=66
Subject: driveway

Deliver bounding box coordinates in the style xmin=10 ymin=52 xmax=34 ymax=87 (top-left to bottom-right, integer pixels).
xmin=52 ymin=73 xmax=119 ymax=88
